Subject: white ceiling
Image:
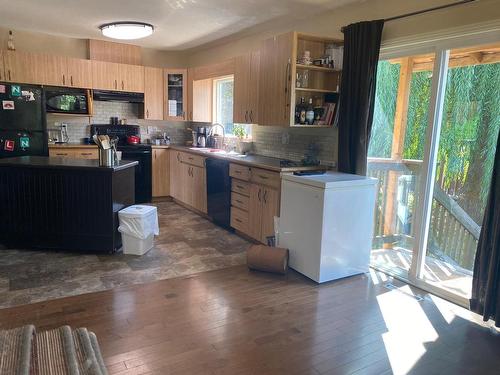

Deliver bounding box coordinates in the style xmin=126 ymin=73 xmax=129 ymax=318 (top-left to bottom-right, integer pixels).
xmin=0 ymin=0 xmax=360 ymax=50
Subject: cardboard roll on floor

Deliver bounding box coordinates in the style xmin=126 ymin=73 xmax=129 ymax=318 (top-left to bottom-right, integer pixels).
xmin=247 ymin=245 xmax=289 ymax=275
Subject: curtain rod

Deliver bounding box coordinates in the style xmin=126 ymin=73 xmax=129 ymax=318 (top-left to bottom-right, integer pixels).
xmin=341 ymin=0 xmax=478 ymax=32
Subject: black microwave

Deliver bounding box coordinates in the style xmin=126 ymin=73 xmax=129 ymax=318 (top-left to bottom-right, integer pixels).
xmin=45 ymin=87 xmax=91 ymax=115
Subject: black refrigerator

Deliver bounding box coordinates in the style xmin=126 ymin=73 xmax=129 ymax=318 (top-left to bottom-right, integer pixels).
xmin=0 ymin=83 xmax=48 ymax=158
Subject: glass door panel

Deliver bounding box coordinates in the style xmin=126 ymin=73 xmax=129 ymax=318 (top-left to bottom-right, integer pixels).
xmin=423 ymin=46 xmax=500 ymax=299
xmin=166 ymin=69 xmax=187 ymax=120
xmin=368 ymin=53 xmax=435 ymax=279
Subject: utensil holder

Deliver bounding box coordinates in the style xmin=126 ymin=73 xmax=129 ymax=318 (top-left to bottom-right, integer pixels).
xmin=99 ymin=149 xmax=115 ymax=167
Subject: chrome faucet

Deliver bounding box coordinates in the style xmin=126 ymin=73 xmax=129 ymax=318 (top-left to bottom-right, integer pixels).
xmin=209 ymin=123 xmax=225 ymax=149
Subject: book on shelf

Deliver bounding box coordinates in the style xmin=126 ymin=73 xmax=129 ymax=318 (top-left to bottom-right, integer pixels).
xmin=316 ymin=103 xmax=336 ymax=125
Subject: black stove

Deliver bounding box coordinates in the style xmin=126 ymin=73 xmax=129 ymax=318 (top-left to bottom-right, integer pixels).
xmin=91 ymin=124 xmax=152 ymax=203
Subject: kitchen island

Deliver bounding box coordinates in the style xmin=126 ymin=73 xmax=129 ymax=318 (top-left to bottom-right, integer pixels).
xmin=0 ymin=156 xmax=138 ymax=253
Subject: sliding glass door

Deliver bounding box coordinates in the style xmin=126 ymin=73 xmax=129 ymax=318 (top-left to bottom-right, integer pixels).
xmin=368 ymin=42 xmax=500 ymax=304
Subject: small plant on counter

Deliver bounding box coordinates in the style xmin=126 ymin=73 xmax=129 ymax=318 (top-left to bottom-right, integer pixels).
xmin=233 ymin=124 xmax=247 ymax=139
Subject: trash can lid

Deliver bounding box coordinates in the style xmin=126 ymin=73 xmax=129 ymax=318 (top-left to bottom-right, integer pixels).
xmin=119 ymin=205 xmax=157 ymax=218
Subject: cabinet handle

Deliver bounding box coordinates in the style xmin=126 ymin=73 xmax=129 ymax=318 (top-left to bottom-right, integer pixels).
xmin=245 ymin=111 xmax=248 ymax=122
xmin=63 ymin=75 xmax=66 ymax=85
xmin=177 ymin=152 xmax=181 ymax=162
xmin=249 ymin=110 xmax=253 ymax=123
xmin=234 ymin=170 xmax=241 ymax=174
xmin=236 ymin=185 xmax=244 ymax=189
xmin=81 ymin=153 xmax=92 ymax=156
xmin=71 ymin=76 xmax=73 ymax=86
xmin=258 ymin=188 xmax=262 ymax=202
xmin=146 ymin=109 xmax=149 ymax=119
xmin=154 ymin=151 xmax=157 ymax=159
xmin=122 ymin=80 xmax=124 ymax=90
xmin=235 ymin=218 xmax=243 ymax=223
xmin=182 ymin=111 xmax=185 ymax=120
xmin=114 ymin=80 xmax=117 ymax=89
xmin=236 ymin=199 xmax=243 ymax=204
xmin=258 ymin=174 xmax=269 ymax=180
xmin=263 ymin=190 xmax=268 ymax=204
xmin=8 ymin=70 xmax=11 ymax=81
xmin=285 ymin=58 xmax=291 ymax=120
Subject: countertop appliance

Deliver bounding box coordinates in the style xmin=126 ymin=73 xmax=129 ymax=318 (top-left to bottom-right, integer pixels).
xmin=206 ymin=158 xmax=231 ymax=228
xmin=0 ymin=83 xmax=48 ymax=159
xmin=127 ymin=135 xmax=141 ymax=145
xmin=91 ymin=124 xmax=152 ymax=203
xmin=45 ymin=87 xmax=90 ymax=115
xmin=278 ymin=171 xmax=377 ymax=283
xmin=196 ymin=126 xmax=207 ymax=148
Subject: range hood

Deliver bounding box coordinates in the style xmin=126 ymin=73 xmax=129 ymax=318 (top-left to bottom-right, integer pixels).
xmin=93 ymin=90 xmax=144 ymax=103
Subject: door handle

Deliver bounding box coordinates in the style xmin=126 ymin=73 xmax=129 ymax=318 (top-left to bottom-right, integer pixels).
xmin=70 ymin=76 xmax=73 ymax=86
xmin=121 ymin=80 xmax=124 ymax=90
xmin=8 ymin=70 xmax=11 ymax=81
xmin=63 ymin=74 xmax=66 ymax=85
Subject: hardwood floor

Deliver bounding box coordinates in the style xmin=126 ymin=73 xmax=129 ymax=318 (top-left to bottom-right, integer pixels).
xmin=0 ymin=266 xmax=499 ymax=375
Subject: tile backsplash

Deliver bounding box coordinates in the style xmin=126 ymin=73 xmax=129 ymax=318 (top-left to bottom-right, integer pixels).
xmin=47 ymin=101 xmax=338 ymax=166
xmin=47 ymin=101 xmax=190 ymax=145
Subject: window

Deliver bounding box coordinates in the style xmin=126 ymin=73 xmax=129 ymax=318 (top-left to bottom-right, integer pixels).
xmin=212 ymin=76 xmax=251 ymax=138
xmin=368 ymin=42 xmax=500 ymax=304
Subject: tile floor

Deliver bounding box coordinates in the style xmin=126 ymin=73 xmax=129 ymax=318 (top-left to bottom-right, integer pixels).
xmin=0 ymin=201 xmax=251 ymax=309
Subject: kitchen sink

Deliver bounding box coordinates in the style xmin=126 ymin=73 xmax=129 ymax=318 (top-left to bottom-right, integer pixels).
xmin=188 ymin=147 xmax=246 ymax=158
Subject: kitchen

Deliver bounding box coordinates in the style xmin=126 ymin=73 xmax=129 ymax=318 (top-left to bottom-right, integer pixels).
xmin=1 ymin=1 xmax=500 ymax=374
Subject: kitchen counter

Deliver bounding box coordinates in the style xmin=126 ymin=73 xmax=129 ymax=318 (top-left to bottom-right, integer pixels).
xmin=169 ymin=145 xmax=328 ymax=173
xmin=0 ymin=156 xmax=138 ymax=172
xmin=0 ymin=156 xmax=136 ymax=253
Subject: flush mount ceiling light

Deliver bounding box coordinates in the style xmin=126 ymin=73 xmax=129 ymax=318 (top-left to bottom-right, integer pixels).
xmin=99 ymin=22 xmax=154 ymax=40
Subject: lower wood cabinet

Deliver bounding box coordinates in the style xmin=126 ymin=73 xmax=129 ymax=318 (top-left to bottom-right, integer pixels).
xmin=169 ymin=150 xmax=207 ymax=213
xmin=230 ymin=163 xmax=280 ymax=244
xmin=49 ymin=147 xmax=98 ymax=159
xmin=152 ymin=148 xmax=170 ymax=197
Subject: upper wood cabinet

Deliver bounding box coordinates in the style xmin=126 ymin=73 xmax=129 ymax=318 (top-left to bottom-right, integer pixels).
xmin=165 ymin=68 xmax=187 ymax=121
xmin=66 ymin=58 xmax=92 ymax=88
xmin=2 ymin=50 xmax=46 ymax=84
xmin=144 ymin=67 xmax=164 ymax=120
xmin=258 ymin=32 xmax=294 ymax=126
xmin=234 ymin=51 xmax=260 ymax=124
xmin=0 ymin=50 xmax=4 ymax=82
xmin=92 ymin=60 xmax=144 ymax=92
xmin=192 ymin=78 xmax=213 ymax=122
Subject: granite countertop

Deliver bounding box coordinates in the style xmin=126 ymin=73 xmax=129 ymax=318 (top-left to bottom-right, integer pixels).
xmin=169 ymin=145 xmax=328 ymax=173
xmin=0 ymin=156 xmax=138 ymax=172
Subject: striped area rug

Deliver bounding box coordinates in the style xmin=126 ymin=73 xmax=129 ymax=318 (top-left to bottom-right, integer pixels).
xmin=0 ymin=325 xmax=107 ymax=375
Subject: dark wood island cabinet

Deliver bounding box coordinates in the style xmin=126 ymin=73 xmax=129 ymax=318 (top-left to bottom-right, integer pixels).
xmin=0 ymin=156 xmax=138 ymax=253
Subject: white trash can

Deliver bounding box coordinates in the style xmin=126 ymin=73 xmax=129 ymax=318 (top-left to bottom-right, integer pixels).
xmin=118 ymin=205 xmax=159 ymax=255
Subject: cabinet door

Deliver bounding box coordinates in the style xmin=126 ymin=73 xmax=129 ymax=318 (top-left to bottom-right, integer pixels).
xmin=3 ymin=50 xmax=45 ymax=84
xmin=192 ymin=78 xmax=213 ymax=122
xmin=233 ymin=54 xmax=250 ymax=123
xmin=248 ymin=50 xmax=260 ymax=124
xmin=260 ymin=187 xmax=280 ymax=243
xmin=144 ymin=67 xmax=164 ymax=120
xmin=74 ymin=149 xmax=99 ymax=159
xmin=41 ymin=54 xmax=67 ymax=86
xmin=120 ymin=64 xmax=144 ymax=93
xmin=49 ymin=149 xmax=77 ymax=158
xmin=0 ymin=50 xmax=4 ymax=82
xmin=248 ymin=183 xmax=263 ymax=241
xmin=152 ymin=148 xmax=170 ymax=197
xmin=169 ymin=151 xmax=183 ymax=200
xmin=258 ymin=32 xmax=294 ymax=126
xmin=92 ymin=60 xmax=119 ymax=90
xmin=165 ymin=69 xmax=187 ymax=121
xmin=190 ymin=165 xmax=207 ymax=213
xmin=67 ymin=58 xmax=92 ymax=88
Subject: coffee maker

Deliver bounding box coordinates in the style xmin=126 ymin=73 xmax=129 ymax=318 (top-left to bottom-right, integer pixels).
xmin=196 ymin=127 xmax=207 ymax=148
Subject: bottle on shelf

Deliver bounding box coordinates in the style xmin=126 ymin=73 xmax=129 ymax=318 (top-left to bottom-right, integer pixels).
xmin=299 ymin=98 xmax=307 ymax=125
xmin=295 ymin=97 xmax=305 ymax=124
xmin=306 ymin=98 xmax=315 ymax=125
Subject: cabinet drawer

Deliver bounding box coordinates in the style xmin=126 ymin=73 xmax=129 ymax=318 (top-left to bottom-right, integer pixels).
xmin=180 ymin=152 xmax=206 ymax=168
xmin=231 ymin=207 xmax=249 ymax=233
xmin=76 ymin=149 xmax=98 ymax=159
xmin=229 ymin=163 xmax=251 ymax=181
xmin=231 ymin=179 xmax=251 ymax=196
xmin=49 ymin=149 xmax=76 ymax=158
xmin=231 ymin=192 xmax=249 ymax=211
xmin=250 ymin=168 xmax=280 ymax=188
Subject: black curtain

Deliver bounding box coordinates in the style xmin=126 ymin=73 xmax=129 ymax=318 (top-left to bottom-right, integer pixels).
xmin=471 ymin=130 xmax=500 ymax=327
xmin=335 ymin=20 xmax=384 ymax=175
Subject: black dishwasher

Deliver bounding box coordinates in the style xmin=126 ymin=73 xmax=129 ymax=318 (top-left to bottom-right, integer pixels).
xmin=206 ymin=158 xmax=231 ymax=228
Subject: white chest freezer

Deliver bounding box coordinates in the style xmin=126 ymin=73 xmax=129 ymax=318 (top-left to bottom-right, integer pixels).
xmin=278 ymin=171 xmax=377 ymax=283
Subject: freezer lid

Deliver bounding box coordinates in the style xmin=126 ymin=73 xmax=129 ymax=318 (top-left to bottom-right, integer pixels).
xmin=282 ymin=171 xmax=378 ymax=189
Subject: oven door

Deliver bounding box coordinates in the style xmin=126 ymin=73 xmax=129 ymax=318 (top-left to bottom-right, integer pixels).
xmin=45 ymin=88 xmax=90 ymax=115
xmin=119 ymin=148 xmax=152 ymax=203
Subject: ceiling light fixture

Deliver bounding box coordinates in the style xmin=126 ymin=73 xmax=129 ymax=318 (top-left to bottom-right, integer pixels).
xmin=99 ymin=22 xmax=154 ymax=40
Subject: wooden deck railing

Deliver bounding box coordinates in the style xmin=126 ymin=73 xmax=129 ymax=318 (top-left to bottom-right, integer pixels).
xmin=367 ymin=158 xmax=479 ymax=270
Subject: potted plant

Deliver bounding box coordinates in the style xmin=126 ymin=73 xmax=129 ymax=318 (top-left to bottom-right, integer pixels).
xmin=233 ymin=124 xmax=252 ymax=154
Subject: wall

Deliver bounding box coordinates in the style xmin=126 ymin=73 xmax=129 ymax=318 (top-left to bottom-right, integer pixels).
xmin=47 ymin=101 xmax=189 ymax=145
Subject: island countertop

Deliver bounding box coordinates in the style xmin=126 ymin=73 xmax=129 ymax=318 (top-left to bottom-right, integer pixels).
xmin=0 ymin=156 xmax=138 ymax=172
